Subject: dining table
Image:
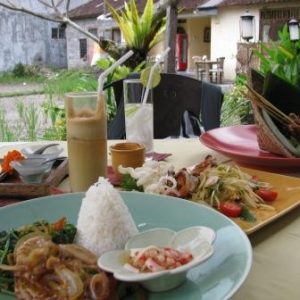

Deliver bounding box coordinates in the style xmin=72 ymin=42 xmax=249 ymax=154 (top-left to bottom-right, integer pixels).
xmin=194 ymin=60 xmax=218 ymax=82
xmin=0 ymin=138 xmax=300 ymax=300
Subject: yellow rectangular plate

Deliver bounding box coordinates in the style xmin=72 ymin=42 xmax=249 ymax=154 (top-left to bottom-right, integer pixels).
xmin=234 ymin=167 xmax=300 ymax=234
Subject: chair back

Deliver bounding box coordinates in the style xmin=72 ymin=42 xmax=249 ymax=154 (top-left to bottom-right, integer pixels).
xmin=153 ymin=74 xmax=202 ymax=138
xmin=106 ymin=73 xmax=223 ymax=139
xmin=217 ymin=57 xmax=225 ymax=69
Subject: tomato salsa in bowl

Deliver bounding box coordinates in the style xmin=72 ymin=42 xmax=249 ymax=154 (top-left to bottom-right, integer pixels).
xmin=98 ymin=226 xmax=215 ymax=292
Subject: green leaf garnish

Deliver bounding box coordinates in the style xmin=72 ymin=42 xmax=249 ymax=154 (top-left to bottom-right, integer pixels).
xmin=240 ymin=205 xmax=256 ymax=223
xmin=121 ymin=174 xmax=143 ymax=192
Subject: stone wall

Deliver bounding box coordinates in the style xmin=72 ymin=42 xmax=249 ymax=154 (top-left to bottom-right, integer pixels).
xmin=66 ymin=18 xmax=100 ymax=69
xmin=66 ymin=18 xmax=117 ymax=69
xmin=0 ymin=0 xmax=89 ymax=72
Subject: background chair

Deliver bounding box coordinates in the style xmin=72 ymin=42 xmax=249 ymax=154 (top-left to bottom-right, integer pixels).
xmin=106 ymin=73 xmax=223 ymax=139
xmin=209 ymin=57 xmax=225 ymax=84
xmin=192 ymin=55 xmax=207 ymax=81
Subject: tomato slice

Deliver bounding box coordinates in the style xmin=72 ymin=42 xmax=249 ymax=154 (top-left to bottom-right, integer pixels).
xmin=255 ymin=189 xmax=278 ymax=202
xmin=219 ymin=202 xmax=242 ymax=218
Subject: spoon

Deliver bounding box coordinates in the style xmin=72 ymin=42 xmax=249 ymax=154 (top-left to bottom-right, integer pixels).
xmin=41 ymin=156 xmax=66 ymax=165
xmin=13 ymin=156 xmax=67 ymax=166
xmin=21 ymin=143 xmax=59 ymax=155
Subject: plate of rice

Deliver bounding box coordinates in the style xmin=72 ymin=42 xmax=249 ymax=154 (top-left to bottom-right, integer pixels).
xmin=0 ymin=182 xmax=252 ymax=300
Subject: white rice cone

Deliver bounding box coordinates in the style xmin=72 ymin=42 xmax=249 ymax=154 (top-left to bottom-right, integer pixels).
xmin=76 ymin=178 xmax=138 ymax=257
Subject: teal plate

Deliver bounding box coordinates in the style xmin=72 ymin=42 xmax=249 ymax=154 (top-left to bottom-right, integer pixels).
xmin=0 ymin=191 xmax=252 ymax=300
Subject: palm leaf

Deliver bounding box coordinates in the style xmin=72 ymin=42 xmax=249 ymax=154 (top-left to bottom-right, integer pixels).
xmin=124 ymin=2 xmax=132 ymax=22
xmin=278 ymin=45 xmax=294 ymax=60
xmin=129 ymin=0 xmax=140 ymax=26
xmin=141 ymin=0 xmax=153 ymax=35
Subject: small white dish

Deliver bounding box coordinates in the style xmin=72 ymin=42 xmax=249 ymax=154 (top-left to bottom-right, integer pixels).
xmin=10 ymin=158 xmax=53 ymax=183
xmin=98 ymin=226 xmax=215 ymax=292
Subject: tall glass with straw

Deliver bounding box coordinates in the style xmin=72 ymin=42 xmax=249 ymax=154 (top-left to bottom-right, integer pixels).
xmin=124 ymin=47 xmax=170 ymax=153
xmin=65 ymin=51 xmax=133 ymax=192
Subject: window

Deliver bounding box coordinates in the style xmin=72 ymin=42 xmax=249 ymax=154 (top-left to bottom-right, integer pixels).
xmin=52 ymin=28 xmax=58 ymax=39
xmin=112 ymin=28 xmax=121 ymax=43
xmin=52 ymin=27 xmax=66 ymax=39
xmin=103 ymin=28 xmax=121 ymax=43
xmin=260 ymin=7 xmax=300 ymax=41
xmin=79 ymin=39 xmax=87 ymax=59
xmin=58 ymin=27 xmax=66 ymax=39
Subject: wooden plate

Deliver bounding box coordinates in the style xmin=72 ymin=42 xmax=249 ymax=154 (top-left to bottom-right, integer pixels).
xmin=0 ymin=158 xmax=68 ymax=199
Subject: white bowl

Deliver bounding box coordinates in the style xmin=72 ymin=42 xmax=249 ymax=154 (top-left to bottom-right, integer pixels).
xmin=10 ymin=158 xmax=53 ymax=183
xmin=98 ymin=226 xmax=215 ymax=292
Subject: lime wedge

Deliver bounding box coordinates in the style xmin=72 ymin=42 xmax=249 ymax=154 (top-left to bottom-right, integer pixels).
xmin=125 ymin=105 xmax=140 ymax=117
xmin=140 ymin=66 xmax=161 ymax=88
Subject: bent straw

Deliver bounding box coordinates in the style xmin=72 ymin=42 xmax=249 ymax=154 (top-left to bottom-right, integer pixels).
xmin=141 ymin=47 xmax=171 ymax=104
xmin=98 ymin=50 xmax=134 ymax=93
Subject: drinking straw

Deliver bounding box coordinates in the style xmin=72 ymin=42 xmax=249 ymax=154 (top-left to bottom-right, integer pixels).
xmin=98 ymin=50 xmax=134 ymax=93
xmin=141 ymin=47 xmax=170 ymax=104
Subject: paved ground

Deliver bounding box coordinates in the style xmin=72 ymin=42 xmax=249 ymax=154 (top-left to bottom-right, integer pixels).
xmin=0 ymin=82 xmax=44 ymax=94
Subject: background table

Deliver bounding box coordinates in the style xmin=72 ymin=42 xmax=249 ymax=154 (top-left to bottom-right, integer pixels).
xmin=0 ymin=138 xmax=300 ymax=299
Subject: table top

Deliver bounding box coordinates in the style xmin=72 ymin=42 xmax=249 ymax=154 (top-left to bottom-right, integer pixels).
xmin=0 ymin=138 xmax=299 ymax=300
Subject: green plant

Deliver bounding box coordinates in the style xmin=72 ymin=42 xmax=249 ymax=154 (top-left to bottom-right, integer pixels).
xmin=44 ymin=69 xmax=98 ymax=100
xmin=12 ymin=62 xmax=26 ymax=77
xmin=97 ymin=57 xmax=138 ymax=121
xmin=221 ymin=75 xmax=253 ymax=126
xmin=16 ymin=102 xmax=40 ymax=141
xmin=0 ymin=108 xmax=16 ymax=141
xmin=103 ymin=0 xmax=167 ymax=69
xmin=0 ymin=65 xmax=45 ymax=86
xmin=255 ymin=25 xmax=300 ymax=87
xmin=41 ymin=100 xmax=66 ymax=140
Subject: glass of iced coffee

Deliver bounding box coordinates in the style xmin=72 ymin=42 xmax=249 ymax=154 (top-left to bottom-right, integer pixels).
xmin=123 ymin=79 xmax=154 ymax=153
xmin=65 ymin=92 xmax=107 ymax=192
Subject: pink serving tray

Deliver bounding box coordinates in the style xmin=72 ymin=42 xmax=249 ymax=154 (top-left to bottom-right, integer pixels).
xmin=199 ymin=125 xmax=300 ymax=171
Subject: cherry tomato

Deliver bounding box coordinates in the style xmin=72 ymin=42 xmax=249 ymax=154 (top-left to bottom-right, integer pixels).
xmin=219 ymin=202 xmax=242 ymax=218
xmin=255 ymin=189 xmax=278 ymax=202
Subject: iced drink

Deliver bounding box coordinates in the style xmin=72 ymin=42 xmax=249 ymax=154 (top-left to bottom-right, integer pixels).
xmin=124 ymin=79 xmax=154 ymax=153
xmin=65 ymin=92 xmax=107 ymax=192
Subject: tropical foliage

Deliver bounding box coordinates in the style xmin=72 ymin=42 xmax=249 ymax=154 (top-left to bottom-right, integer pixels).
xmin=255 ymin=25 xmax=300 ymax=87
xmin=221 ymin=75 xmax=253 ymax=126
xmin=102 ymin=0 xmax=168 ymax=69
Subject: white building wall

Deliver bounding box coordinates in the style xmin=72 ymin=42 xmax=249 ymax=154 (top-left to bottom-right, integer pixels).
xmin=211 ymin=1 xmax=300 ymax=81
xmin=210 ymin=6 xmax=260 ymax=81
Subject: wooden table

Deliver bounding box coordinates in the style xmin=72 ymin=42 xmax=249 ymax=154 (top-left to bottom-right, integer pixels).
xmin=1 ymin=138 xmax=300 ymax=299
xmin=195 ymin=60 xmax=218 ymax=82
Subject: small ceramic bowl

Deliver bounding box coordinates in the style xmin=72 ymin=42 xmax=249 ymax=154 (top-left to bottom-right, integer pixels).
xmin=98 ymin=226 xmax=215 ymax=292
xmin=10 ymin=158 xmax=54 ymax=184
xmin=21 ymin=145 xmax=63 ymax=161
xmin=110 ymin=142 xmax=145 ymax=179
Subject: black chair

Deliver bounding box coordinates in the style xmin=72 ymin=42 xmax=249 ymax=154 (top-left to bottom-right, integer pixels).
xmin=105 ymin=73 xmax=223 ymax=139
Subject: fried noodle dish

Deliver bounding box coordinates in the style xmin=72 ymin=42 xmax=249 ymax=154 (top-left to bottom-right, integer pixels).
xmin=0 ymin=234 xmax=109 ymax=300
xmin=0 ymin=233 xmax=111 ymax=300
